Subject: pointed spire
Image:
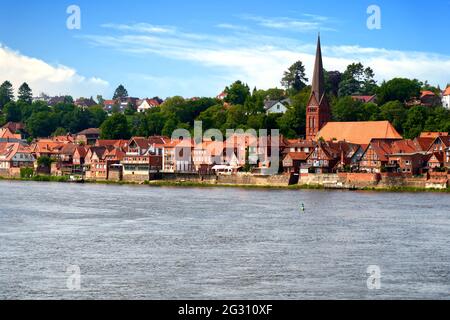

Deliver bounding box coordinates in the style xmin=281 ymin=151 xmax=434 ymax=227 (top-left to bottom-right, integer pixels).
xmin=311 ymin=34 xmax=325 ymax=102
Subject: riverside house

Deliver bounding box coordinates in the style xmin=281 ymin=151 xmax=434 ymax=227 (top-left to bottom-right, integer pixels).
xmin=305 ymin=141 xmax=360 ymax=173
xmin=122 ymin=137 xmax=165 ymax=181
xmin=76 ymin=128 xmax=101 ymax=146
xmin=359 ymin=139 xmax=418 ymax=173
xmin=0 ymin=142 xmax=35 ymax=177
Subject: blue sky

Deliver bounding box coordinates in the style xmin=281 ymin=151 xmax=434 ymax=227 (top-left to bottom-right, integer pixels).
xmin=0 ymin=0 xmax=449 ymax=99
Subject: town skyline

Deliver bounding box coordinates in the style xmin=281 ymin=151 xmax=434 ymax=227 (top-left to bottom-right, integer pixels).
xmin=1 ymin=0 xmax=450 ymax=99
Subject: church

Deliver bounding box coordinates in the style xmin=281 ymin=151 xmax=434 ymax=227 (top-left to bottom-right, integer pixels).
xmin=306 ymin=36 xmax=403 ymax=145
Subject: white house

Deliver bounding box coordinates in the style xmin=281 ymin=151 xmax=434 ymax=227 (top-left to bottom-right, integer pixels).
xmin=137 ymin=99 xmax=161 ymax=113
xmin=264 ymin=99 xmax=289 ymax=114
xmin=442 ymin=87 xmax=450 ymax=109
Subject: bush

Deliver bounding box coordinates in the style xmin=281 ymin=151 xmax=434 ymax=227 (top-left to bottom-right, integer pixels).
xmin=20 ymin=167 xmax=34 ymax=179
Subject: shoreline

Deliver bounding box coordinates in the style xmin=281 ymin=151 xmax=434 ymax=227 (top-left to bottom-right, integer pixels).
xmin=1 ymin=175 xmax=449 ymax=193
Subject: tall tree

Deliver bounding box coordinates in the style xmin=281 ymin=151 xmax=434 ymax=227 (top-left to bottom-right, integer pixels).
xmin=324 ymin=70 xmax=342 ymax=97
xmin=3 ymin=102 xmax=22 ymax=122
xmin=113 ymin=85 xmax=128 ymax=100
xmin=281 ymin=61 xmax=308 ymax=93
xmin=377 ymin=78 xmax=421 ymax=105
xmin=338 ymin=63 xmax=377 ymax=96
xmin=0 ymin=81 xmax=14 ymax=108
xmin=100 ymin=113 xmax=131 ymax=139
xmin=224 ymin=81 xmax=250 ymax=105
xmin=18 ymin=82 xmax=33 ymax=104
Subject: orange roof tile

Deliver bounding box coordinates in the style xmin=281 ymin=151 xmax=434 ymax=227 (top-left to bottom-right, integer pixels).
xmin=316 ymin=121 xmax=403 ymax=145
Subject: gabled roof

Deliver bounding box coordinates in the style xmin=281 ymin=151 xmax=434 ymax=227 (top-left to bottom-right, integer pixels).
xmin=413 ymin=137 xmax=435 ymax=151
xmin=0 ymin=128 xmax=21 ymax=140
xmin=77 ymin=128 xmax=100 ymax=136
xmin=420 ymin=90 xmax=436 ymax=98
xmin=0 ymin=143 xmax=33 ymax=161
xmin=284 ymin=152 xmax=310 ymax=161
xmin=351 ymin=95 xmax=377 ymax=103
xmin=443 ymin=87 xmax=450 ymax=96
xmin=264 ymin=100 xmax=287 ymax=110
xmin=316 ymin=121 xmax=403 ymax=145
xmin=2 ymin=122 xmax=25 ymax=132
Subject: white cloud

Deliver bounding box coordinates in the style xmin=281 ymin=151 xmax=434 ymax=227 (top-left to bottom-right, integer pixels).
xmin=0 ymin=44 xmax=109 ymax=98
xmin=101 ymin=23 xmax=176 ymax=34
xmin=81 ymin=22 xmax=450 ymax=96
xmin=239 ymin=14 xmax=337 ymax=32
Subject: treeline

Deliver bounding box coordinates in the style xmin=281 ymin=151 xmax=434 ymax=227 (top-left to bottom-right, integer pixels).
xmin=1 ymin=60 xmax=449 ymax=141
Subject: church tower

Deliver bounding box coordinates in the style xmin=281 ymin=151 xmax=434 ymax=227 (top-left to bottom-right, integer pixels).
xmin=306 ymin=35 xmax=331 ymax=140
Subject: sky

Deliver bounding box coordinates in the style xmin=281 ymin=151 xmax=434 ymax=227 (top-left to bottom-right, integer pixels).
xmin=0 ymin=0 xmax=449 ymax=99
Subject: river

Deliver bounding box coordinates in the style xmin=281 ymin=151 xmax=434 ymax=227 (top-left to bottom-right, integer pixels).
xmin=0 ymin=180 xmax=449 ymax=299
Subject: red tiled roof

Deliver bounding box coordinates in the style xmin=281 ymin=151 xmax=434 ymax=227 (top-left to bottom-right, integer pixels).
xmin=351 ymin=95 xmax=376 ymax=103
xmin=77 ymin=128 xmax=100 ymax=136
xmin=286 ymin=152 xmax=310 ymax=161
xmin=443 ymin=87 xmax=450 ymax=96
xmin=317 ymin=121 xmax=403 ymax=145
xmin=420 ymin=90 xmax=436 ymax=98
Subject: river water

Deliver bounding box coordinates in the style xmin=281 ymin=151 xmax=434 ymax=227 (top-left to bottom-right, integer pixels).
xmin=0 ymin=180 xmax=449 ymax=300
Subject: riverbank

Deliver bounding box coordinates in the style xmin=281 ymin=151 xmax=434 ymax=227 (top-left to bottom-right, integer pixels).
xmin=1 ymin=175 xmax=449 ymax=193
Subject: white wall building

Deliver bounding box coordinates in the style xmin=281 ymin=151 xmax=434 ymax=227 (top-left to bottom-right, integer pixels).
xmin=442 ymin=87 xmax=450 ymax=109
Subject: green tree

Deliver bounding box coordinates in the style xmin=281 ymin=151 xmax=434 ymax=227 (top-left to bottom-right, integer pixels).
xmin=88 ymin=105 xmax=108 ymax=128
xmin=3 ymin=102 xmax=22 ymax=122
xmin=377 ymin=78 xmax=421 ymax=105
xmin=100 ymin=113 xmax=130 ymax=139
xmin=25 ymin=111 xmax=58 ymax=138
xmin=18 ymin=83 xmax=33 ymax=104
xmin=113 ymin=84 xmax=128 ymax=100
xmin=324 ymin=70 xmax=342 ymax=97
xmin=277 ymin=88 xmax=309 ymax=137
xmin=379 ymin=101 xmax=407 ymax=133
xmin=331 ymin=97 xmax=364 ymax=122
xmin=161 ymin=117 xmax=179 ymax=137
xmin=338 ymin=63 xmax=377 ymax=96
xmin=0 ymin=81 xmax=14 ymax=108
xmin=403 ymin=106 xmax=428 ymax=139
xmin=224 ymin=81 xmax=250 ymax=105
xmin=281 ymin=61 xmax=308 ymax=93
xmin=52 ymin=127 xmax=68 ymax=136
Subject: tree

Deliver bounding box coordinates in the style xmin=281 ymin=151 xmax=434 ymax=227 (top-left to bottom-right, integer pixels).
xmin=224 ymin=81 xmax=250 ymax=105
xmin=3 ymin=102 xmax=22 ymax=122
xmin=113 ymin=85 xmax=128 ymax=100
xmin=52 ymin=127 xmax=68 ymax=136
xmin=281 ymin=61 xmax=308 ymax=93
xmin=88 ymin=105 xmax=108 ymax=128
xmin=161 ymin=117 xmax=179 ymax=137
xmin=379 ymin=101 xmax=407 ymax=133
xmin=100 ymin=113 xmax=130 ymax=139
xmin=18 ymin=83 xmax=33 ymax=104
xmin=324 ymin=70 xmax=342 ymax=97
xmin=338 ymin=63 xmax=377 ymax=96
xmin=25 ymin=111 xmax=58 ymax=138
xmin=277 ymin=87 xmax=309 ymax=137
xmin=0 ymin=81 xmax=14 ymax=108
xmin=377 ymin=78 xmax=421 ymax=105
xmin=331 ymin=97 xmax=364 ymax=122
xmin=403 ymin=106 xmax=428 ymax=139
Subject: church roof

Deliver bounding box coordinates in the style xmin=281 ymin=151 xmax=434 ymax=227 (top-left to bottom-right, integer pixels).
xmin=311 ymin=35 xmax=326 ymax=104
xmin=316 ymin=121 xmax=403 ymax=145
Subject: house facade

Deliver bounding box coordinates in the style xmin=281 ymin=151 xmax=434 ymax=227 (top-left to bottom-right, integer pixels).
xmin=137 ymin=99 xmax=161 ymax=113
xmin=441 ymin=87 xmax=450 ymax=109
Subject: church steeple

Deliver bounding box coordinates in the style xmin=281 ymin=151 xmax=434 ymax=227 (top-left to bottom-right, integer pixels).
xmin=305 ymin=34 xmax=331 ymax=140
xmin=311 ymin=34 xmax=325 ymax=103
